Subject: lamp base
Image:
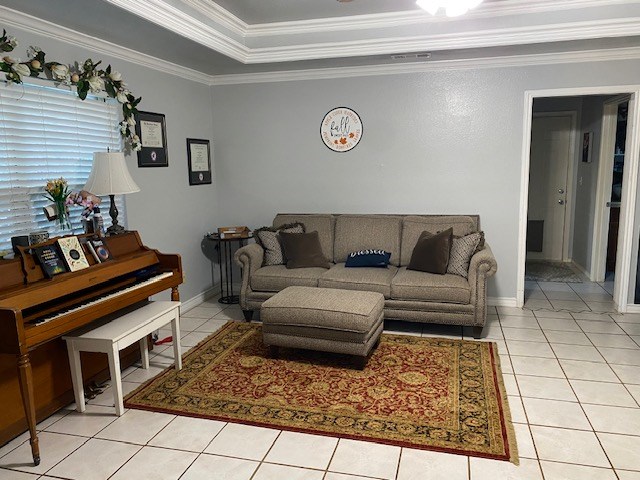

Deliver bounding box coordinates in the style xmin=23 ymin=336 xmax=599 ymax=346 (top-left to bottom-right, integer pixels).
xmin=106 ymin=194 xmax=126 ymax=236
xmin=106 ymin=224 xmax=126 ymax=236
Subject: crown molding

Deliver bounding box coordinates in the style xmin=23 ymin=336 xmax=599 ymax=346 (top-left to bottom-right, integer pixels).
xmin=178 ymin=0 xmax=246 ymax=37
xmin=0 ymin=6 xmax=212 ymax=85
xmin=102 ymin=0 xmax=640 ymax=64
xmin=209 ymin=45 xmax=640 ymax=86
xmin=103 ymin=0 xmax=249 ymax=62
xmin=245 ymin=0 xmax=640 ymax=37
xmin=245 ymin=18 xmax=640 ymax=64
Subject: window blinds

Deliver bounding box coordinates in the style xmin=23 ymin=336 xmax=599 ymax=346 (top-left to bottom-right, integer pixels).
xmin=0 ymin=81 xmax=125 ymax=252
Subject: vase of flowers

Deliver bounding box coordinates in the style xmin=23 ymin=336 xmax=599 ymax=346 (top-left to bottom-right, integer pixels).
xmin=44 ymin=177 xmax=71 ymax=233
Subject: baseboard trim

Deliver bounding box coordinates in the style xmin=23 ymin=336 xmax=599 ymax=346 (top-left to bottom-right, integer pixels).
xmin=623 ymin=304 xmax=640 ymax=313
xmin=181 ymin=284 xmax=220 ymax=313
xmin=488 ymin=297 xmax=518 ymax=307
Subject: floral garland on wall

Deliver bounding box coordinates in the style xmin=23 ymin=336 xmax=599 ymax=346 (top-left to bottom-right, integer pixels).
xmin=0 ymin=29 xmax=142 ymax=151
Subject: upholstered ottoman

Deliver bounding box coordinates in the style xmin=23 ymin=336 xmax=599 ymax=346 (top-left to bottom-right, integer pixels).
xmin=261 ymin=286 xmax=384 ymax=363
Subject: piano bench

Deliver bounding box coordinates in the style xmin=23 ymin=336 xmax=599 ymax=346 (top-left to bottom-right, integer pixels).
xmin=63 ymin=301 xmax=182 ymax=416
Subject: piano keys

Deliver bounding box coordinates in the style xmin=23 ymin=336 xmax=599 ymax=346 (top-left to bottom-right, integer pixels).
xmin=0 ymin=231 xmax=183 ymax=466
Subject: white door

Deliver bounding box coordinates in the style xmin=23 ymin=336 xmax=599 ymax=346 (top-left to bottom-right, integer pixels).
xmin=528 ymin=115 xmax=572 ymax=261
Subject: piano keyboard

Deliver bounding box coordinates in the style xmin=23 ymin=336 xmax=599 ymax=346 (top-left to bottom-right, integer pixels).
xmin=32 ymin=271 xmax=174 ymax=326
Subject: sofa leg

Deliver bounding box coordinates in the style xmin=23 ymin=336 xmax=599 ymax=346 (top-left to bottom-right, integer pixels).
xmin=472 ymin=326 xmax=484 ymax=339
xmin=242 ymin=310 xmax=254 ymax=321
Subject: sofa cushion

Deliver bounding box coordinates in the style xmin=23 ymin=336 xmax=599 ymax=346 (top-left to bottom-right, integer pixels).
xmin=250 ymin=265 xmax=326 ymax=292
xmin=274 ymin=214 xmax=335 ymax=262
xmin=319 ymin=263 xmax=398 ymax=298
xmin=408 ymin=228 xmax=453 ymax=275
xmin=255 ymin=222 xmax=305 ymax=266
xmin=280 ymin=231 xmax=331 ymax=269
xmin=391 ymin=267 xmax=471 ymax=304
xmin=400 ymin=215 xmax=478 ymax=266
xmin=334 ymin=215 xmax=402 ymax=266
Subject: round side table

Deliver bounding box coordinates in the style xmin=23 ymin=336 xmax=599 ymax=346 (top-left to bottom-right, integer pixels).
xmin=206 ymin=233 xmax=251 ymax=304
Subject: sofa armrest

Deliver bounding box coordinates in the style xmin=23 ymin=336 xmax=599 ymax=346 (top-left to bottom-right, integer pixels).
xmin=234 ymin=243 xmax=264 ymax=274
xmin=234 ymin=243 xmax=264 ymax=310
xmin=469 ymin=243 xmax=497 ymax=280
xmin=468 ymin=242 xmax=497 ymax=326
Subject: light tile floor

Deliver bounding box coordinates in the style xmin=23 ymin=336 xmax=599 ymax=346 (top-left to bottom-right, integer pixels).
xmin=2 ymin=294 xmax=640 ymax=479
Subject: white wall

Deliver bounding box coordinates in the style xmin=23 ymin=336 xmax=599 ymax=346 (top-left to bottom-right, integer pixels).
xmin=572 ymin=96 xmax=610 ymax=273
xmin=5 ymin=25 xmax=219 ymax=303
xmin=211 ymin=61 xmax=640 ymax=300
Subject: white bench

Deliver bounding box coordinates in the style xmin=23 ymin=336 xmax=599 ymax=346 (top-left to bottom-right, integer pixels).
xmin=63 ymin=301 xmax=182 ymax=416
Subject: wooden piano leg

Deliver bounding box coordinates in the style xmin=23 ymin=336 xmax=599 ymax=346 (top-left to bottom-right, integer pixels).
xmin=171 ymin=286 xmax=180 ymax=302
xmin=17 ymin=353 xmax=40 ymax=466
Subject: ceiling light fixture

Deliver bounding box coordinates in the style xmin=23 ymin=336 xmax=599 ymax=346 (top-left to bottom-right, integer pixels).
xmin=416 ymin=0 xmax=484 ymax=17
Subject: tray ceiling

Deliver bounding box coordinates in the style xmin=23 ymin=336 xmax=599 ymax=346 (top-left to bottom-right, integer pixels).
xmin=1 ymin=0 xmax=640 ymax=79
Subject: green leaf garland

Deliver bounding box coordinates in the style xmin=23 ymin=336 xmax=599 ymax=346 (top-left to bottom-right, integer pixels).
xmin=0 ymin=29 xmax=142 ymax=151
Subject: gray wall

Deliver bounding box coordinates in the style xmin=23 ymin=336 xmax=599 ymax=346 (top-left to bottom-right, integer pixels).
xmin=7 ymin=25 xmax=219 ymax=303
xmin=211 ymin=62 xmax=640 ymax=300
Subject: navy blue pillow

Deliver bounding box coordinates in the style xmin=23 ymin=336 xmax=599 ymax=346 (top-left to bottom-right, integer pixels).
xmin=345 ymin=249 xmax=391 ymax=268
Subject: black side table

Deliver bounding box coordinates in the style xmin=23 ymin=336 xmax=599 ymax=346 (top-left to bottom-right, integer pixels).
xmin=206 ymin=233 xmax=251 ymax=304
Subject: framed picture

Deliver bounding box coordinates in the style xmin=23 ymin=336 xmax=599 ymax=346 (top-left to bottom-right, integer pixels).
xmin=135 ymin=111 xmax=168 ymax=167
xmin=187 ymin=138 xmax=212 ymax=185
xmin=582 ymin=131 xmax=593 ymax=163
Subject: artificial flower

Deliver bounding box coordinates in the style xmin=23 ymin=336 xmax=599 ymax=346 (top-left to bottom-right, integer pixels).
xmin=70 ymin=73 xmax=80 ymax=83
xmin=87 ymin=75 xmax=104 ymax=92
xmin=12 ymin=63 xmax=30 ymax=79
xmin=109 ymin=71 xmax=122 ymax=81
xmin=2 ymin=55 xmax=15 ymax=64
xmin=30 ymin=60 xmax=41 ymax=69
xmin=51 ymin=64 xmax=69 ymax=80
xmin=26 ymin=46 xmax=41 ymax=59
xmin=116 ymin=91 xmax=128 ymax=103
xmin=127 ymin=116 xmax=136 ymax=126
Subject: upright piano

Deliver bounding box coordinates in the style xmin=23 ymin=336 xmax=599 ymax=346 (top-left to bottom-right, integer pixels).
xmin=0 ymin=231 xmax=183 ymax=466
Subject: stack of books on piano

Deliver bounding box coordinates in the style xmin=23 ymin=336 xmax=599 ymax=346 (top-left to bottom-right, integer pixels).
xmin=31 ymin=235 xmax=113 ymax=279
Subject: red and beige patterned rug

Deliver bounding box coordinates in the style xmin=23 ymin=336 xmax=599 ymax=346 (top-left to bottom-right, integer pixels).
xmin=125 ymin=322 xmax=518 ymax=463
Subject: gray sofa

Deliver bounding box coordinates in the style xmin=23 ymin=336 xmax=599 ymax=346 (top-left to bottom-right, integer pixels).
xmin=234 ymin=214 xmax=497 ymax=338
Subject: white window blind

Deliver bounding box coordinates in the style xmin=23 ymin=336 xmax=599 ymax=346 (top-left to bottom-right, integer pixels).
xmin=0 ymin=81 xmax=125 ymax=252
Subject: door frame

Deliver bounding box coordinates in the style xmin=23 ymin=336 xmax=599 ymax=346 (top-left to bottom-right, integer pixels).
xmin=591 ymin=95 xmax=632 ymax=282
xmin=517 ymin=86 xmax=640 ymax=312
xmin=530 ymin=111 xmax=579 ymax=262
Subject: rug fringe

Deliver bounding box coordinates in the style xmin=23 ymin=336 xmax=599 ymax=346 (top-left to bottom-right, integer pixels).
xmin=490 ymin=343 xmax=520 ymax=466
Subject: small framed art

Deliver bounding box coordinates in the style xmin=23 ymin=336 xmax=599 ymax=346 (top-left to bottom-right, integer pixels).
xmin=187 ymin=138 xmax=212 ymax=185
xmin=135 ymin=111 xmax=169 ymax=167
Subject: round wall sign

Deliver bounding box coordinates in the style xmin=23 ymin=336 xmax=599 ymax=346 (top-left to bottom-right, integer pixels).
xmin=320 ymin=107 xmax=363 ymax=152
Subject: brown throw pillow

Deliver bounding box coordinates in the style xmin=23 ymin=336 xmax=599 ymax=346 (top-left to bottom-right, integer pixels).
xmin=279 ymin=231 xmax=331 ymax=269
xmin=407 ymin=228 xmax=453 ymax=274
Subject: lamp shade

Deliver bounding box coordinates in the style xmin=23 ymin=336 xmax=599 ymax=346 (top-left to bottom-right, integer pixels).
xmin=83 ymin=152 xmax=140 ymax=195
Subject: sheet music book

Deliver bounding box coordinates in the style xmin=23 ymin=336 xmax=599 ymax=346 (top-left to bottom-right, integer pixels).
xmin=57 ymin=236 xmax=90 ymax=272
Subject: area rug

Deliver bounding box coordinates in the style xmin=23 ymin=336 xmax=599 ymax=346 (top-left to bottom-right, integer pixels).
xmin=125 ymin=322 xmax=518 ymax=463
xmin=525 ymin=260 xmax=583 ymax=283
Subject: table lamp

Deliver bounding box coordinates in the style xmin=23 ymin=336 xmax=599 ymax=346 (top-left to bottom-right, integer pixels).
xmin=83 ymin=152 xmax=140 ymax=235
